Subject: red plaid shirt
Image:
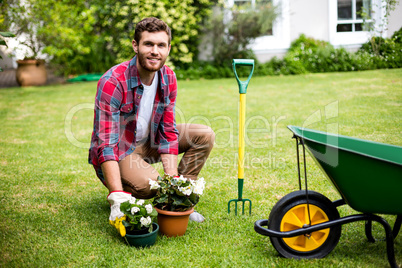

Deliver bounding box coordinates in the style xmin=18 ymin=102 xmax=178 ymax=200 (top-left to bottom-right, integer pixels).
xmin=88 ymin=57 xmax=179 ymax=181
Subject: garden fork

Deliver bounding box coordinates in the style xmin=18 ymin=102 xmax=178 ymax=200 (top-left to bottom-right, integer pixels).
xmin=228 ymin=59 xmax=254 ymax=215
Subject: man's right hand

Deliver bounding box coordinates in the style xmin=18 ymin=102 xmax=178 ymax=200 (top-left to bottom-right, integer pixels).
xmin=107 ymin=191 xmax=132 ymax=236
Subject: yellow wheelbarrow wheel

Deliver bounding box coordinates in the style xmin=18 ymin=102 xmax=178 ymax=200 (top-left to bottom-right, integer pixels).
xmin=268 ymin=190 xmax=341 ymax=259
xmin=281 ymin=204 xmax=330 ymax=252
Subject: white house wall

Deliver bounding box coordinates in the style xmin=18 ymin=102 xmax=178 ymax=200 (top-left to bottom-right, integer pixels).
xmin=248 ymin=0 xmax=402 ymax=62
xmin=387 ymin=0 xmax=402 ymax=38
xmin=289 ymin=0 xmax=330 ymax=43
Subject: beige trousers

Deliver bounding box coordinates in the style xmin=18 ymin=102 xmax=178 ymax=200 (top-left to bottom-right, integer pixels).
xmin=118 ymin=124 xmax=215 ymax=199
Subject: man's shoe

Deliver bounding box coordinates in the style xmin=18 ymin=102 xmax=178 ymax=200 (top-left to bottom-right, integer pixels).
xmin=189 ymin=211 xmax=205 ymax=222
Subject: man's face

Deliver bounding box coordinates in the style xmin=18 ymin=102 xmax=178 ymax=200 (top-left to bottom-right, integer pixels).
xmin=132 ymin=31 xmax=171 ymax=73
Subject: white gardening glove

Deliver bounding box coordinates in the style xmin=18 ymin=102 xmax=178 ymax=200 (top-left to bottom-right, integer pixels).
xmin=107 ymin=191 xmax=132 ymax=236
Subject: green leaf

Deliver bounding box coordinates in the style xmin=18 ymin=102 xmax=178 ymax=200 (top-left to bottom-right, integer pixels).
xmin=183 ymin=199 xmax=192 ymax=207
xmin=150 ymin=209 xmax=158 ymax=217
xmin=172 ymin=195 xmax=185 ymax=206
xmin=0 ymin=32 xmax=15 ymax=38
xmin=174 ymin=188 xmax=185 ymax=197
xmin=172 ymin=195 xmax=193 ymax=207
xmin=189 ymin=193 xmax=198 ymax=204
xmin=139 ymin=207 xmax=146 ymax=216
xmin=154 ymin=195 xmax=168 ymax=205
xmin=119 ymin=201 xmax=131 ymax=212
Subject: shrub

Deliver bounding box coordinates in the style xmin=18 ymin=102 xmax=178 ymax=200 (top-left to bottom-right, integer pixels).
xmin=288 ymin=34 xmax=330 ymax=54
xmin=259 ymin=31 xmax=402 ymax=78
xmin=176 ymin=30 xmax=402 ymax=80
xmin=175 ymin=61 xmax=233 ymax=80
xmin=359 ymin=26 xmax=402 ymax=69
xmin=353 ymin=51 xmax=377 ymax=71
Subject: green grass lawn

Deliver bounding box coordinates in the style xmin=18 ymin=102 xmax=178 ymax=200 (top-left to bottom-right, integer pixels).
xmin=0 ymin=69 xmax=401 ymax=267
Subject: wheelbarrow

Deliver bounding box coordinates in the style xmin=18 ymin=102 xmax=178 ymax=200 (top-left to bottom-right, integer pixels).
xmin=254 ymin=125 xmax=402 ymax=267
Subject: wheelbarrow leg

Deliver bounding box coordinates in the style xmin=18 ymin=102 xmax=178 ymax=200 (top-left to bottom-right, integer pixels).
xmin=369 ymin=214 xmax=399 ymax=268
xmin=365 ymin=220 xmax=376 ymax=243
xmin=365 ymin=215 xmax=402 ymax=242
xmin=393 ymin=215 xmax=402 ymax=239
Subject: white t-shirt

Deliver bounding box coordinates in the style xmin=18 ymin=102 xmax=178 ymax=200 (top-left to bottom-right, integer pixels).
xmin=136 ymin=74 xmax=158 ymax=143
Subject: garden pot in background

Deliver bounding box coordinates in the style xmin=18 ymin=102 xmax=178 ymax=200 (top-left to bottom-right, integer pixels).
xmin=155 ymin=207 xmax=194 ymax=237
xmin=16 ymin=59 xmax=47 ymax=87
xmin=124 ymin=223 xmax=159 ymax=247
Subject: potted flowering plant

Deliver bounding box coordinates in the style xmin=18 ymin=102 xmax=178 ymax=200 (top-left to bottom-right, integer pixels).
xmin=115 ymin=197 xmax=159 ymax=247
xmin=149 ymin=174 xmax=206 ymax=237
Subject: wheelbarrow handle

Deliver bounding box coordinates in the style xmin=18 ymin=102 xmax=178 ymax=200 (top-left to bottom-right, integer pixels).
xmin=232 ymin=59 xmax=255 ymax=94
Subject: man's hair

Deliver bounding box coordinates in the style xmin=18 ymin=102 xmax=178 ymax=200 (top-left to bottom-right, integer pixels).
xmin=134 ymin=17 xmax=172 ymax=44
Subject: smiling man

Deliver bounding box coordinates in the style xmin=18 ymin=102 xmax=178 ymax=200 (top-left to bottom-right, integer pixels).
xmin=88 ymin=17 xmax=215 ymax=229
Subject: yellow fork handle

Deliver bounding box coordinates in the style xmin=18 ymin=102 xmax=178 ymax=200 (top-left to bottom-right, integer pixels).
xmin=238 ymin=93 xmax=246 ymax=180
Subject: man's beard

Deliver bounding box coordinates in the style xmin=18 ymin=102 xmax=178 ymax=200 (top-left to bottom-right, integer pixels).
xmin=137 ymin=50 xmax=167 ymax=72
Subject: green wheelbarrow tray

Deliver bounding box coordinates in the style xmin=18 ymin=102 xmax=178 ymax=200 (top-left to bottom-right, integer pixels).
xmin=288 ymin=125 xmax=402 ymax=215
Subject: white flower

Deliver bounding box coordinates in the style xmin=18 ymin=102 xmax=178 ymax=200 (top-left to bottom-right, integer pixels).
xmin=129 ymin=196 xmax=137 ymax=204
xmin=131 ymin=207 xmax=140 ymax=214
xmin=148 ymin=178 xmax=160 ymax=190
xmin=140 ymin=216 xmax=152 ymax=227
xmin=145 ymin=204 xmax=153 ymax=214
xmin=177 ymin=175 xmax=187 ymax=183
xmin=137 ymin=199 xmax=144 ymax=206
xmin=179 ymin=186 xmax=192 ymax=196
xmin=192 ymin=177 xmax=205 ymax=195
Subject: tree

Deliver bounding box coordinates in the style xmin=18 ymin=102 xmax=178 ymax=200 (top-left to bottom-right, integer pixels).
xmin=0 ymin=0 xmax=220 ymax=76
xmin=0 ymin=0 xmax=50 ymax=60
xmin=203 ymin=2 xmax=277 ymax=65
xmin=89 ymin=0 xmax=219 ymax=68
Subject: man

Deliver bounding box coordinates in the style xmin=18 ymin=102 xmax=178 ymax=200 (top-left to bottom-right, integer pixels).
xmin=88 ymin=17 xmax=215 ymax=228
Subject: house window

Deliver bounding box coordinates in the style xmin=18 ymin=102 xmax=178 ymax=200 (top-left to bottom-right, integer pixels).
xmin=337 ymin=0 xmax=371 ymax=32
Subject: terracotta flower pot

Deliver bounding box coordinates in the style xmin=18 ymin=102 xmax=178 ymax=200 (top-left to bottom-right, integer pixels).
xmin=16 ymin=59 xmax=47 ymax=87
xmin=155 ymin=207 xmax=194 ymax=237
xmin=124 ymin=223 xmax=159 ymax=247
